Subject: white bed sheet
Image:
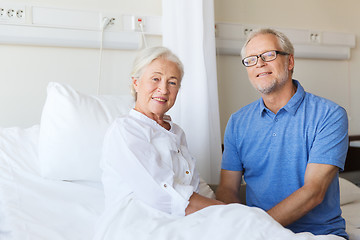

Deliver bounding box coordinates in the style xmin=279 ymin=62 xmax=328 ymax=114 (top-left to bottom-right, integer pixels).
xmin=0 ymin=126 xmax=104 ymax=240
xmin=342 ymin=201 xmax=360 ymax=240
xmin=0 ymin=125 xmax=357 ymax=240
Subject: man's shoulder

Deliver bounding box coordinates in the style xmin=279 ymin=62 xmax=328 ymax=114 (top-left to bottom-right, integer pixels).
xmin=226 ymin=100 xmax=261 ymax=131
xmin=301 ymin=92 xmax=348 ymax=128
xmin=232 ymin=100 xmax=260 ymax=117
xmin=303 ymin=91 xmax=345 ymax=113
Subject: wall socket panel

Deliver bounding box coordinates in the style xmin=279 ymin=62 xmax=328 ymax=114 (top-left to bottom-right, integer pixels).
xmin=309 ymin=31 xmax=322 ymax=44
xmin=0 ymin=4 xmax=26 ymax=24
xmin=122 ymin=15 xmax=162 ymax=35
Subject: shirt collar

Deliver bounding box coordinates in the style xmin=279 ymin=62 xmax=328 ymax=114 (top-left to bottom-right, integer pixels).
xmin=259 ymin=80 xmax=305 ymax=116
xmin=129 ymin=109 xmax=174 ymax=132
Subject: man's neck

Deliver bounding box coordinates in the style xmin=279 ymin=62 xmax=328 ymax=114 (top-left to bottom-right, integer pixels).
xmin=262 ymin=80 xmax=296 ymax=114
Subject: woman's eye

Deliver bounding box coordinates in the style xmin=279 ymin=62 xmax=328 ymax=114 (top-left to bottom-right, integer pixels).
xmin=169 ymin=81 xmax=177 ymax=86
xmin=152 ymin=78 xmax=159 ymax=81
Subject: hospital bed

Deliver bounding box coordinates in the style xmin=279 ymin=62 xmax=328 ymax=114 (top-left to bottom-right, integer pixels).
xmin=0 ymin=82 xmax=359 ymax=240
xmin=341 ymin=136 xmax=360 ymax=240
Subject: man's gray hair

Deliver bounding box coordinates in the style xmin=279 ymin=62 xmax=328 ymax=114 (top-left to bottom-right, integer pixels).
xmin=240 ymin=28 xmax=294 ymax=59
xmin=240 ymin=28 xmax=294 ymax=74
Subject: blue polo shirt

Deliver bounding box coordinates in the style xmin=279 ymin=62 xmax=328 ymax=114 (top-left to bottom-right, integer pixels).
xmin=222 ymin=80 xmax=348 ymax=238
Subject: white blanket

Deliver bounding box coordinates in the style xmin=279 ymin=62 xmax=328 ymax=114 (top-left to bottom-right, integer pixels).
xmin=93 ymin=190 xmax=343 ymax=240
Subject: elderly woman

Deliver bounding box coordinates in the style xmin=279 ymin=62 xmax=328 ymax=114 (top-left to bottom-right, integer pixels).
xmin=99 ymin=46 xmax=222 ymax=217
xmin=93 ymin=47 xmax=343 ymax=240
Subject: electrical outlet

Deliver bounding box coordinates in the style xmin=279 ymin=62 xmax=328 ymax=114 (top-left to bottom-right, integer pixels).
xmin=244 ymin=28 xmax=253 ymax=37
xmin=309 ymin=31 xmax=321 ymax=44
xmin=16 ymin=9 xmax=24 ymax=18
xmin=100 ymin=13 xmax=123 ymax=31
xmin=100 ymin=16 xmax=116 ymax=30
xmin=0 ymin=4 xmax=26 ymax=24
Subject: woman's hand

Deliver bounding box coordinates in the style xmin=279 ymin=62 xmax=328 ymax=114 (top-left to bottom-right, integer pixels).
xmin=185 ymin=192 xmax=225 ymax=216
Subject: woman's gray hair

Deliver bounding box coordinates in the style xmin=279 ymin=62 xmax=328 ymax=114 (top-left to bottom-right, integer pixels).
xmin=240 ymin=28 xmax=294 ymax=74
xmin=130 ymin=46 xmax=184 ymax=99
xmin=240 ymin=28 xmax=294 ymax=58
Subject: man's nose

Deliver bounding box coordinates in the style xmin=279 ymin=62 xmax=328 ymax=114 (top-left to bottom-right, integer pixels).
xmin=256 ymin=57 xmax=266 ymax=67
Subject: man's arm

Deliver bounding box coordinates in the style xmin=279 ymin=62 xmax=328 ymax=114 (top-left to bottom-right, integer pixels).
xmin=267 ymin=163 xmax=338 ymax=226
xmin=215 ymin=169 xmax=243 ymax=204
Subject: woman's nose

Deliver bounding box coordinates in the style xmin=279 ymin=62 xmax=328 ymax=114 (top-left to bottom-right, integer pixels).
xmin=157 ymin=82 xmax=169 ymax=94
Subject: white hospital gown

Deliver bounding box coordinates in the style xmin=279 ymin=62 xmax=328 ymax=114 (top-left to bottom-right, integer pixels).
xmin=100 ymin=109 xmax=199 ymax=216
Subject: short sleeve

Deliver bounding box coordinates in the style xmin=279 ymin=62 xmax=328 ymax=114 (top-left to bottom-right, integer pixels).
xmin=221 ymin=114 xmax=243 ymax=171
xmin=308 ymin=106 xmax=348 ymax=170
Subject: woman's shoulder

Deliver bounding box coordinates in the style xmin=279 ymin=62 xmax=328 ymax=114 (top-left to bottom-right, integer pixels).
xmin=117 ymin=113 xmax=152 ymax=131
xmin=107 ymin=113 xmax=151 ymax=139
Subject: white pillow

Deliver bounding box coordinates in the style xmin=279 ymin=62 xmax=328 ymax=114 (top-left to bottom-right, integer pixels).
xmin=339 ymin=177 xmax=360 ymax=205
xmin=38 ymin=82 xmax=134 ymax=181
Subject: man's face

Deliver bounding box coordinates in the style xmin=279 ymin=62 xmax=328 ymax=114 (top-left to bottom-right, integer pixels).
xmin=244 ymin=34 xmax=294 ymax=95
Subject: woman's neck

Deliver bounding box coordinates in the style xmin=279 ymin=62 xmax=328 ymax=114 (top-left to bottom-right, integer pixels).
xmin=133 ymin=108 xmax=171 ymax=130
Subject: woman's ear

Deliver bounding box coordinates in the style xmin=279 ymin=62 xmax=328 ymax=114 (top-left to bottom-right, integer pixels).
xmin=132 ymin=77 xmax=139 ymax=91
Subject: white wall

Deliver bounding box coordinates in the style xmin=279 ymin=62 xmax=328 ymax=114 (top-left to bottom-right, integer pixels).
xmin=1 ymin=0 xmax=360 ymax=139
xmin=0 ymin=0 xmax=162 ymax=127
xmin=215 ymin=0 xmax=360 ymax=139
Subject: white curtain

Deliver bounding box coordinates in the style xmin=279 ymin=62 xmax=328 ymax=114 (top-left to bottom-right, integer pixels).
xmin=162 ymin=0 xmax=222 ymax=184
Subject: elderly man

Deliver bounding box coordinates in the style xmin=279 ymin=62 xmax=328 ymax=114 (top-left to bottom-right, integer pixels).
xmin=216 ymin=28 xmax=349 ymax=239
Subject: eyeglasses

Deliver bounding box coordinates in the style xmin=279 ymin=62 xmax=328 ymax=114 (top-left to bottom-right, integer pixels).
xmin=242 ymin=50 xmax=289 ymax=67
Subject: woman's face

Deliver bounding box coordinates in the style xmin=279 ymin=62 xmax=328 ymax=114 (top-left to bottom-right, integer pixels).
xmin=133 ymin=57 xmax=181 ymax=120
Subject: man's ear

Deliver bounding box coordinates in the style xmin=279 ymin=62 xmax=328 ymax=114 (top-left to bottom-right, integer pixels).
xmin=288 ymin=54 xmax=295 ymax=72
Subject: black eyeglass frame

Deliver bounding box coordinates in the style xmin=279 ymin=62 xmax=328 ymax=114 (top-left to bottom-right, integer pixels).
xmin=242 ymin=50 xmax=289 ymax=67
